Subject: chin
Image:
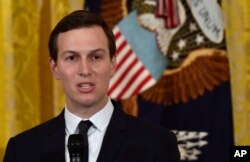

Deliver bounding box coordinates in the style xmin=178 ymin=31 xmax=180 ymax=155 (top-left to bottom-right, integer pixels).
xmin=79 ymin=99 xmax=94 ymax=105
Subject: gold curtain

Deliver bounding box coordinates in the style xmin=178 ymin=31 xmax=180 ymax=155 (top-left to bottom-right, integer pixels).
xmin=0 ymin=0 xmax=83 ymax=160
xmin=223 ymin=0 xmax=250 ymax=145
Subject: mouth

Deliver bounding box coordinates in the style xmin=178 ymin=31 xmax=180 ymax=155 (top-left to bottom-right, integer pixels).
xmin=77 ymin=82 xmax=95 ymax=92
xmin=79 ymin=83 xmax=93 ymax=88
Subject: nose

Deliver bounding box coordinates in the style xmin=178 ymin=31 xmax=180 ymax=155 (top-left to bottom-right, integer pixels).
xmin=77 ymin=58 xmax=91 ymax=77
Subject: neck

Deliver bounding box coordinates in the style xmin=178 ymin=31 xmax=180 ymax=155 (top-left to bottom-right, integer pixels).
xmin=66 ymin=98 xmax=109 ymax=119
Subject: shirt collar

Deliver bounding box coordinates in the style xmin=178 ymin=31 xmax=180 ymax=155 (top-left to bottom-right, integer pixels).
xmin=89 ymin=99 xmax=113 ymax=132
xmin=64 ymin=99 xmax=114 ymax=134
xmin=64 ymin=107 xmax=82 ymax=134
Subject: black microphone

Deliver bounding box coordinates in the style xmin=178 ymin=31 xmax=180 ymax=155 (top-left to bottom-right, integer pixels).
xmin=68 ymin=134 xmax=84 ymax=162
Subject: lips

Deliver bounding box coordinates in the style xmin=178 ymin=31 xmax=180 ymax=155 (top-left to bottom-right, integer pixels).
xmin=79 ymin=83 xmax=93 ymax=88
xmin=77 ymin=82 xmax=95 ymax=92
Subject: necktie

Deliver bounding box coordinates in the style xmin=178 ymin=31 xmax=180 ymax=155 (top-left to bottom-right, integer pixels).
xmin=78 ymin=120 xmax=93 ymax=162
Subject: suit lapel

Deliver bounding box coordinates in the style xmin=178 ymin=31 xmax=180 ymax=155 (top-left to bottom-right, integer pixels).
xmin=97 ymin=102 xmax=127 ymax=162
xmin=41 ymin=110 xmax=66 ymax=162
xmin=37 ymin=105 xmax=128 ymax=162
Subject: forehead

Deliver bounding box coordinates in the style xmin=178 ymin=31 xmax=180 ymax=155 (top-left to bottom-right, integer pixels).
xmin=58 ymin=26 xmax=107 ymax=42
xmin=57 ymin=26 xmax=109 ymax=52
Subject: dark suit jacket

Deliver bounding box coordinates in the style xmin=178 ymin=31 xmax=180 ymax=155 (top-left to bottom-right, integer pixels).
xmin=3 ymin=102 xmax=180 ymax=162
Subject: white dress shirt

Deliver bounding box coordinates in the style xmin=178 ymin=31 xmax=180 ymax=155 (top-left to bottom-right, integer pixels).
xmin=64 ymin=99 xmax=114 ymax=162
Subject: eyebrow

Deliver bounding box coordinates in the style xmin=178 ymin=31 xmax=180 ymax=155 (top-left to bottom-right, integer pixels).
xmin=88 ymin=48 xmax=107 ymax=54
xmin=61 ymin=50 xmax=78 ymax=56
xmin=62 ymin=48 xmax=107 ymax=55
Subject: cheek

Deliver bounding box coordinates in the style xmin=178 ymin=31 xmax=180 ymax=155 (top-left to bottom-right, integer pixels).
xmin=58 ymin=68 xmax=75 ymax=81
xmin=98 ymin=68 xmax=113 ymax=82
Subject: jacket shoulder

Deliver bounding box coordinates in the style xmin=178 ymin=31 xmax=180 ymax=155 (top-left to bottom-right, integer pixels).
xmin=126 ymin=113 xmax=174 ymax=136
xmin=11 ymin=111 xmax=64 ymax=142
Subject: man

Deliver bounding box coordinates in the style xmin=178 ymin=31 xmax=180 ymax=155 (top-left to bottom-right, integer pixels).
xmin=3 ymin=10 xmax=180 ymax=162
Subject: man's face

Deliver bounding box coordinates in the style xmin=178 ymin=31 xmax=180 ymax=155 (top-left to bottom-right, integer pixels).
xmin=50 ymin=26 xmax=116 ymax=111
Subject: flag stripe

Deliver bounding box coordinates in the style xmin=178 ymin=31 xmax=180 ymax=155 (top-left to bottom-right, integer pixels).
xmin=139 ymin=75 xmax=156 ymax=92
xmin=109 ymin=57 xmax=142 ymax=98
xmin=112 ymin=62 xmax=144 ymax=99
xmin=156 ymin=0 xmax=164 ymax=16
xmin=131 ymin=74 xmax=152 ymax=97
xmin=116 ymin=66 xmax=145 ymax=99
xmin=167 ymin=0 xmax=174 ymax=26
xmin=116 ymin=48 xmax=133 ymax=70
xmin=108 ymin=56 xmax=139 ymax=95
xmin=114 ymin=30 xmax=121 ymax=40
xmin=109 ymin=50 xmax=137 ymax=87
xmin=108 ymin=26 xmax=156 ymax=99
xmin=122 ymin=70 xmax=155 ymax=99
xmin=116 ymin=38 xmax=127 ymax=54
xmin=165 ymin=0 xmax=180 ymax=28
xmin=109 ymin=48 xmax=136 ymax=86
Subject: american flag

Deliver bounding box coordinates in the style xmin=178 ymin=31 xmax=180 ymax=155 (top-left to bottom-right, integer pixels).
xmin=108 ymin=26 xmax=156 ymax=100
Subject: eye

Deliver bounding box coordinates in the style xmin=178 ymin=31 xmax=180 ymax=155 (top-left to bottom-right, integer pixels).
xmin=66 ymin=55 xmax=78 ymax=61
xmin=91 ymin=53 xmax=103 ymax=61
xmin=93 ymin=55 xmax=101 ymax=60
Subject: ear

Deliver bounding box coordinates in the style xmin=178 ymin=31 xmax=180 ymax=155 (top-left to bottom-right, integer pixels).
xmin=49 ymin=59 xmax=61 ymax=80
xmin=110 ymin=56 xmax=116 ymax=78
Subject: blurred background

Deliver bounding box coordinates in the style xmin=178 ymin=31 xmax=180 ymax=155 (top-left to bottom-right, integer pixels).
xmin=0 ymin=0 xmax=249 ymax=161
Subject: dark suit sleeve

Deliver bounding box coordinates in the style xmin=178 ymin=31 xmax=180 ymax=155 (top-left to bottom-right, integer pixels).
xmin=156 ymin=132 xmax=180 ymax=162
xmin=3 ymin=138 xmax=16 ymax=162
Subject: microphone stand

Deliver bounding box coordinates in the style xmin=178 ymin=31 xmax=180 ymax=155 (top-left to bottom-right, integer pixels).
xmin=68 ymin=134 xmax=85 ymax=162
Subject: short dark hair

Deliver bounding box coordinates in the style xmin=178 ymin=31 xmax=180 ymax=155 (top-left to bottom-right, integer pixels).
xmin=48 ymin=10 xmax=116 ymax=61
